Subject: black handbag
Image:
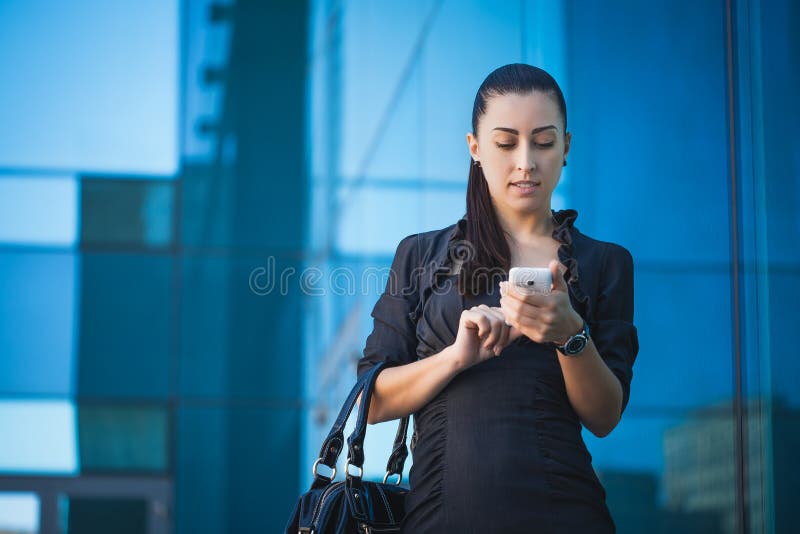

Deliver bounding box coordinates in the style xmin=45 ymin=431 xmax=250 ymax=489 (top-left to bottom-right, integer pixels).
xmin=285 ymin=361 xmax=412 ymax=534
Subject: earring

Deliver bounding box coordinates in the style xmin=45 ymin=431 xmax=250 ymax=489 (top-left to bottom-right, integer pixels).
xmin=473 ymin=160 xmax=481 ymax=167
xmin=562 ymin=159 xmax=567 ymax=167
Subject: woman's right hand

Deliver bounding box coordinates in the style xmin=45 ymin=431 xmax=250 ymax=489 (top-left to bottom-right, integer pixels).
xmin=449 ymin=305 xmax=521 ymax=370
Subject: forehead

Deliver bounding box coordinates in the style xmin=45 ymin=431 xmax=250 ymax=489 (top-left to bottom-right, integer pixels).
xmin=480 ymin=91 xmax=561 ymax=134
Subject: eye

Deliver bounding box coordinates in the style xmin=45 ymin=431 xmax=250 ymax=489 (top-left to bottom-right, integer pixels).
xmin=534 ymin=142 xmax=555 ymax=148
xmin=495 ymin=143 xmax=515 ymax=150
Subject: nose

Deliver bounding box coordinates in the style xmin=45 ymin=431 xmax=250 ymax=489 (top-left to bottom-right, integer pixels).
xmin=516 ymin=144 xmax=536 ymax=173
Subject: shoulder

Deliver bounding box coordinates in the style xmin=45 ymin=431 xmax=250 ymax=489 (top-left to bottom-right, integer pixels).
xmin=395 ymin=221 xmax=461 ymax=265
xmin=572 ymin=228 xmax=633 ymax=268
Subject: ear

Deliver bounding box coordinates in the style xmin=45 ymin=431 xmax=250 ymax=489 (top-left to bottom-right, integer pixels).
xmin=466 ymin=132 xmax=480 ymax=162
xmin=563 ymin=131 xmax=571 ymax=159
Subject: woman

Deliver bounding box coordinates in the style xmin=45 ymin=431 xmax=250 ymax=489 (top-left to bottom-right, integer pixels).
xmin=357 ymin=63 xmax=639 ymax=533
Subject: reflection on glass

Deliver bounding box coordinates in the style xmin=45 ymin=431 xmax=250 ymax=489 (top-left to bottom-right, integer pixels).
xmin=0 ymin=176 xmax=79 ymax=247
xmin=0 ymin=0 xmax=179 ymax=174
xmin=0 ymin=401 xmax=78 ymax=474
xmin=0 ymin=251 xmax=77 ymax=396
xmin=80 ymin=179 xmax=175 ymax=249
xmin=0 ymin=492 xmax=39 ymax=534
xmin=65 ymin=497 xmax=146 ymax=534
xmin=77 ymin=405 xmax=169 ymax=473
xmin=588 ymin=413 xmax=736 ymax=534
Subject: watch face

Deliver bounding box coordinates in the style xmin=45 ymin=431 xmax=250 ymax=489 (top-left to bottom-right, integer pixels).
xmin=565 ymin=336 xmax=587 ymax=355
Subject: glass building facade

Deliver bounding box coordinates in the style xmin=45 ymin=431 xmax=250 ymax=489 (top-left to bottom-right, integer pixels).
xmin=0 ymin=1 xmax=797 ymax=532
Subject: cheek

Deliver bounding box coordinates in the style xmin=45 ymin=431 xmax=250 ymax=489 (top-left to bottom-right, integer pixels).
xmin=481 ymin=170 xmax=509 ymax=197
xmin=479 ymin=153 xmax=515 ymax=186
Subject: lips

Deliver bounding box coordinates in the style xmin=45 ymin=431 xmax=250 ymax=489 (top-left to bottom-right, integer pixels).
xmin=510 ymin=180 xmax=541 ymax=189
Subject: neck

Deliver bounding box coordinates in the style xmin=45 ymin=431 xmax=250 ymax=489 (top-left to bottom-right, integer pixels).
xmin=494 ymin=205 xmax=555 ymax=244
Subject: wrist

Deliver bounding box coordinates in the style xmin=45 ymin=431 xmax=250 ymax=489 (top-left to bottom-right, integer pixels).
xmin=555 ymin=317 xmax=591 ymax=356
xmin=556 ymin=313 xmax=584 ymax=346
xmin=440 ymin=345 xmax=468 ymax=374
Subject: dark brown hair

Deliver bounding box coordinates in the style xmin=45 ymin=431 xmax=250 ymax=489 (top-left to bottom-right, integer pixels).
xmin=459 ymin=63 xmax=568 ymax=295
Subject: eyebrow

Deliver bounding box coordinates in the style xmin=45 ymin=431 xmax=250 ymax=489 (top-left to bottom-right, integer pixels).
xmin=491 ymin=125 xmax=558 ymax=135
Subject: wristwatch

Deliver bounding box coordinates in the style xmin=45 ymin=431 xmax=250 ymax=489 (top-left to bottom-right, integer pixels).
xmin=555 ymin=320 xmax=591 ymax=355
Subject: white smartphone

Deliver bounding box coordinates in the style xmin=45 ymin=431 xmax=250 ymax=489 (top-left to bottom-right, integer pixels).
xmin=508 ymin=267 xmax=552 ymax=295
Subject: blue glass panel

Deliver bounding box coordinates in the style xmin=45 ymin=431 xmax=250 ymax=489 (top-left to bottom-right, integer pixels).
xmin=176 ymin=407 xmax=301 ymax=534
xmin=77 ymin=253 xmax=172 ymax=398
xmin=0 ymin=493 xmax=39 ymax=534
xmin=179 ymin=254 xmax=303 ymax=399
xmin=0 ymin=400 xmax=78 ymax=474
xmin=341 ymin=0 xmax=436 ymax=179
xmin=421 ymin=0 xmax=526 ymax=183
xmin=566 ymin=0 xmax=730 ymax=265
xmin=0 ymin=0 xmax=178 ymax=175
xmin=631 ymin=270 xmax=734 ymax=410
xmin=0 ymin=251 xmax=77 ymax=395
xmin=66 ymin=497 xmax=147 ymax=534
xmin=80 ymin=179 xmax=175 ymax=249
xmin=77 ymin=404 xmax=169 ymax=473
xmin=586 ymin=414 xmax=736 ymax=533
xmin=0 ymin=175 xmax=78 ymax=247
xmin=337 ymin=187 xmax=464 ymax=254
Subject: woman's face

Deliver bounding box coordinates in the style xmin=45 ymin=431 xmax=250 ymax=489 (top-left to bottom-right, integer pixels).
xmin=467 ymin=91 xmax=571 ymax=217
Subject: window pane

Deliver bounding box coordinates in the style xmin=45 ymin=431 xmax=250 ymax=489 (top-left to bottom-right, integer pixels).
xmin=80 ymin=179 xmax=175 ymax=249
xmin=0 ymin=493 xmax=39 ymax=534
xmin=587 ymin=414 xmax=737 ymax=533
xmin=0 ymin=251 xmax=77 ymax=396
xmin=0 ymin=0 xmax=178 ymax=175
xmin=77 ymin=405 xmax=169 ymax=473
xmin=0 ymin=400 xmax=78 ymax=474
xmin=0 ymin=176 xmax=78 ymax=247
xmin=65 ymin=497 xmax=147 ymax=534
xmin=77 ymin=253 xmax=172 ymax=399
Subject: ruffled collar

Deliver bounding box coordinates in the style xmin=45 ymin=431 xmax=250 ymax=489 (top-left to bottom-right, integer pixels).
xmin=441 ymin=208 xmax=589 ymax=309
xmin=445 ymin=208 xmax=578 ymax=250
xmin=550 ymin=209 xmax=589 ymax=309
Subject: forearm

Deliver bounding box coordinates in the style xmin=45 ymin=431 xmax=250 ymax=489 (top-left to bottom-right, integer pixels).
xmin=358 ymin=346 xmax=463 ymax=424
xmin=557 ymin=339 xmax=623 ymax=437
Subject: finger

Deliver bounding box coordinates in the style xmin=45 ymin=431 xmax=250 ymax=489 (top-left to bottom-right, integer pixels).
xmin=487 ymin=305 xmax=512 ymax=329
xmin=498 ymin=302 xmax=513 ymax=326
xmin=481 ymin=309 xmax=506 ymax=350
xmin=550 ymin=259 xmax=569 ymax=292
xmin=460 ymin=309 xmax=482 ymax=331
xmin=492 ymin=311 xmax=511 ymax=353
xmin=473 ymin=313 xmax=492 ymax=339
xmin=508 ymin=325 xmax=523 ymax=341
xmin=501 ymin=295 xmax=545 ymax=322
xmin=504 ymin=286 xmax=549 ymax=308
xmin=499 ymin=298 xmax=518 ymax=329
xmin=490 ymin=305 xmax=524 ymax=344
xmin=499 ymin=281 xmax=509 ymax=297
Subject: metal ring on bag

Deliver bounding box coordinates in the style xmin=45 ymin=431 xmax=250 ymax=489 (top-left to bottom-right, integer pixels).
xmin=312 ymin=458 xmax=336 ymax=481
xmin=345 ymin=462 xmax=363 ymax=478
xmin=383 ymin=472 xmax=403 ymax=486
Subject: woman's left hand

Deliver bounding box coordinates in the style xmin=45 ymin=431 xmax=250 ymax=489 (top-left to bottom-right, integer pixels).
xmin=500 ymin=260 xmax=584 ymax=346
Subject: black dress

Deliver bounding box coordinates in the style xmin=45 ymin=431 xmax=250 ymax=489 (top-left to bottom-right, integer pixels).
xmin=357 ymin=209 xmax=639 ymax=533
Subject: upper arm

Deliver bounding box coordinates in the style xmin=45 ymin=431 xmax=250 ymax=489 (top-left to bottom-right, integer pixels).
xmin=357 ymin=234 xmax=421 ymax=379
xmin=591 ymin=243 xmax=639 ymax=414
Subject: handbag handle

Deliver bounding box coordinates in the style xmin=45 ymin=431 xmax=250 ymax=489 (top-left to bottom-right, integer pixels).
xmin=349 ymin=364 xmax=411 ymax=481
xmin=345 ymin=360 xmax=386 ymax=472
xmin=311 ymin=362 xmax=411 ymax=486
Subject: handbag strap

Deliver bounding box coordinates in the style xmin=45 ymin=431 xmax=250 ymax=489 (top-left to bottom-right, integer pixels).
xmin=315 ymin=364 xmax=376 ymax=471
xmin=345 ymin=359 xmax=385 ymax=469
xmin=385 ymin=414 xmax=410 ymax=479
xmin=312 ymin=361 xmax=412 ymax=486
xmin=345 ymin=363 xmax=412 ymax=479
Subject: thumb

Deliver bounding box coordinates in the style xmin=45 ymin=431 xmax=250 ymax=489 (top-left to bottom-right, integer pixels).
xmin=549 ymin=259 xmax=568 ymax=292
